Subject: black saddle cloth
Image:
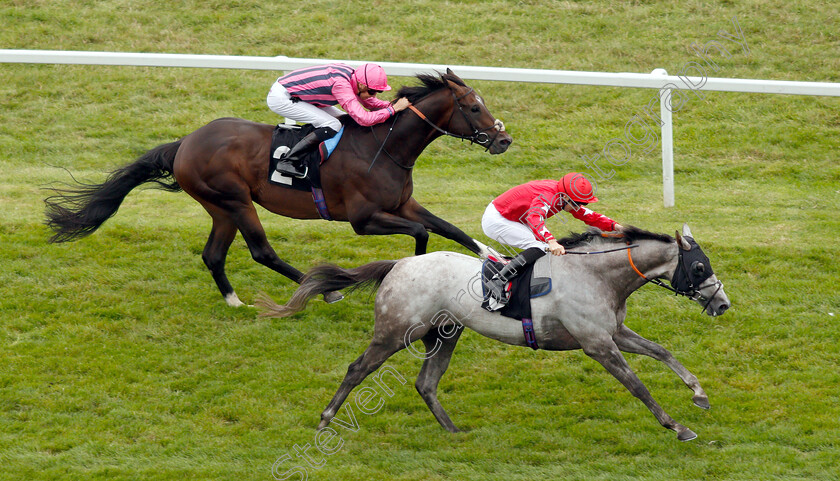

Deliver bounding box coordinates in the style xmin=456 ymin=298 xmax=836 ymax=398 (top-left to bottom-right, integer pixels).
xmin=481 ymin=258 xmax=552 ymax=321
xmin=268 ymin=124 xmax=327 ymax=191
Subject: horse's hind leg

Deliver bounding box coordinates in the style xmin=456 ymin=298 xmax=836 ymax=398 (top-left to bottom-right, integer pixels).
xmin=202 ymin=213 xmax=243 ymax=306
xmin=232 ymin=204 xmax=305 ymax=281
xmin=580 ymin=335 xmax=697 ymax=441
xmin=318 ymin=338 xmax=404 ymax=430
xmin=228 ymin=202 xmax=342 ymax=303
xmin=613 ymin=325 xmax=710 ymax=409
xmin=415 ymin=328 xmax=463 ymax=432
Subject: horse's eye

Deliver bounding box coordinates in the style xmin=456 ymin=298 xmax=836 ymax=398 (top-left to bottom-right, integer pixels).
xmin=691 ymin=261 xmax=705 ymax=275
xmin=471 ymin=105 xmax=480 ymax=113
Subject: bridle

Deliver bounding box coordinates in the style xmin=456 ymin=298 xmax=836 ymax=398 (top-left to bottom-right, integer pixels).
xmin=367 ymin=85 xmax=505 ymax=172
xmin=407 ymin=87 xmax=506 ymax=151
xmin=626 ymin=241 xmax=724 ymax=312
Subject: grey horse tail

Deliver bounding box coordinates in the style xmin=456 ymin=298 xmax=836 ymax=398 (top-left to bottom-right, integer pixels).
xmin=256 ymin=260 xmax=399 ymax=318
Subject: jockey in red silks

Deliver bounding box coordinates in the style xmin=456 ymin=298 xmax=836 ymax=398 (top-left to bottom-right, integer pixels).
xmin=481 ymin=172 xmax=624 ymax=304
xmin=267 ymin=63 xmax=412 ymax=177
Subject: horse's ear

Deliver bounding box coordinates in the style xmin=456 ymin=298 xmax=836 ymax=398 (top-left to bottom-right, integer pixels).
xmin=682 ymin=223 xmax=693 ymax=238
xmin=675 ymin=231 xmax=691 ymax=250
xmin=443 ymin=68 xmax=464 ymax=85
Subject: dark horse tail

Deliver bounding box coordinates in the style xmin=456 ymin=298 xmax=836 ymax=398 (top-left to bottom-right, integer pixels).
xmin=45 ymin=140 xmax=183 ymax=243
xmin=256 ymin=260 xmax=399 ymax=318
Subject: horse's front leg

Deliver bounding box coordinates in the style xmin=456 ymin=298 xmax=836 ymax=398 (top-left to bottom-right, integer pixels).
xmin=613 ymin=325 xmax=710 ymax=409
xmin=580 ymin=335 xmax=698 ymax=442
xmin=397 ymin=198 xmax=498 ymax=257
xmin=350 ymin=209 xmax=429 ymax=255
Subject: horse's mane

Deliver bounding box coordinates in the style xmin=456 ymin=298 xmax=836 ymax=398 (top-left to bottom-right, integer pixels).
xmin=556 ymin=226 xmax=674 ymax=248
xmin=396 ymin=72 xmax=465 ymax=103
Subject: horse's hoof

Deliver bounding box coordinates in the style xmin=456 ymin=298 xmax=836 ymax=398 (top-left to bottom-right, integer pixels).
xmin=677 ymin=428 xmax=698 ymax=442
xmin=323 ymin=291 xmax=344 ymax=304
xmin=693 ymin=395 xmax=711 ymax=410
xmin=317 ymin=419 xmax=330 ymax=430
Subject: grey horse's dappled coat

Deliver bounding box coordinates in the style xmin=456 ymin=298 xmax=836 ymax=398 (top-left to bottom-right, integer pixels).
xmin=258 ymin=224 xmax=730 ymax=441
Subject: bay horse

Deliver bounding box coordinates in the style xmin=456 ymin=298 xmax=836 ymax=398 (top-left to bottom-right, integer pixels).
xmin=45 ymin=69 xmax=512 ymax=306
xmin=257 ymin=224 xmax=731 ymax=441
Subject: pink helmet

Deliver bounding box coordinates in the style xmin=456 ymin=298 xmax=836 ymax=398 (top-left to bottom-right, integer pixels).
xmin=352 ymin=63 xmax=392 ymax=91
xmin=560 ymin=172 xmax=598 ymax=203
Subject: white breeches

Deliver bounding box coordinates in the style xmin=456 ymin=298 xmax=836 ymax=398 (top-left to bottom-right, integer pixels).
xmin=266 ymin=82 xmax=343 ymax=131
xmin=481 ymin=202 xmax=548 ymax=251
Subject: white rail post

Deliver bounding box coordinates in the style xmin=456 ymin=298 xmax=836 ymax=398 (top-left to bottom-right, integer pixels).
xmin=652 ymin=68 xmax=675 ymax=208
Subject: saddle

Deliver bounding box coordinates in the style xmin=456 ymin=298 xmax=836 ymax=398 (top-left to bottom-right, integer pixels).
xmin=481 ymin=255 xmax=552 ymax=317
xmin=481 ymin=255 xmax=552 ymax=350
xmin=267 ymin=124 xmax=344 ymax=220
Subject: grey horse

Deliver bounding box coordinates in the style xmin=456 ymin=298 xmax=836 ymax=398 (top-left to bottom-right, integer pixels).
xmin=257 ymin=224 xmax=730 ymax=441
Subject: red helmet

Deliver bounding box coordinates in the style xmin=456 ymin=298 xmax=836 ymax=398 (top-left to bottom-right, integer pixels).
xmin=560 ymin=172 xmax=598 ymax=203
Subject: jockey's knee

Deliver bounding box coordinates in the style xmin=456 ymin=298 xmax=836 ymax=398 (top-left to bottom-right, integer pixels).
xmin=315 ymin=118 xmax=342 ymax=134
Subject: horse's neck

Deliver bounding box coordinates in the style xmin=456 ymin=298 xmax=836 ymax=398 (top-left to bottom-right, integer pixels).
xmin=601 ymin=239 xmax=679 ymax=297
xmin=388 ymin=93 xmax=453 ymax=160
xmin=333 ymin=92 xmax=451 ymax=177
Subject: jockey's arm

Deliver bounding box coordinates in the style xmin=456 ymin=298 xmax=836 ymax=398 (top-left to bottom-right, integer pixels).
xmin=563 ymin=202 xmax=619 ymax=232
xmin=332 ymin=80 xmax=394 ymax=127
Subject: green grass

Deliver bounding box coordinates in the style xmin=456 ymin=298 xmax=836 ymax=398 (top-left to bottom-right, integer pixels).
xmin=2 ymin=1 xmax=839 ymax=480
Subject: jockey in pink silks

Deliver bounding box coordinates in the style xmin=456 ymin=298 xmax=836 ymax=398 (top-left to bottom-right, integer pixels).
xmin=266 ymin=63 xmax=412 ymax=177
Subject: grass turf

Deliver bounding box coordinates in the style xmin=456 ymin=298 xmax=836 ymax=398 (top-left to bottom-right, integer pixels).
xmin=1 ymin=1 xmax=839 ymax=480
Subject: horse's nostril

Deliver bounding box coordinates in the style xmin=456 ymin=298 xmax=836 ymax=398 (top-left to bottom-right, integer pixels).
xmin=500 ymin=138 xmax=511 ymax=146
xmin=719 ymin=303 xmax=729 ymax=312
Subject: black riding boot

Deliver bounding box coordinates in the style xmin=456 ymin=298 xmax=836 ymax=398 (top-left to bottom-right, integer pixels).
xmin=484 ymin=247 xmax=546 ymax=305
xmin=276 ymin=127 xmax=337 ymax=178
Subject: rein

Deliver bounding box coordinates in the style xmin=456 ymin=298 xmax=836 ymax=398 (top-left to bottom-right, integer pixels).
xmin=565 ymin=244 xmax=638 ymax=255
xmin=366 ymin=85 xmax=504 ymax=172
xmin=367 ymin=114 xmax=404 ymax=172
xmin=626 ymin=247 xmax=680 ymax=294
xmin=407 ymin=88 xmax=504 ymax=150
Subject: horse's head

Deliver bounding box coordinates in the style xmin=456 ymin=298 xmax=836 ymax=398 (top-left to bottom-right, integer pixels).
xmin=400 ymin=69 xmax=512 ymax=154
xmin=673 ymin=224 xmax=731 ymax=317
xmin=441 ymin=69 xmax=512 ymax=154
